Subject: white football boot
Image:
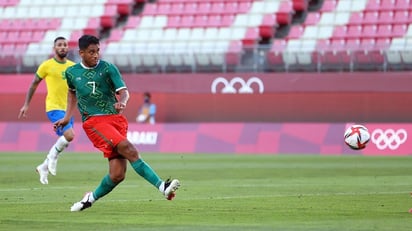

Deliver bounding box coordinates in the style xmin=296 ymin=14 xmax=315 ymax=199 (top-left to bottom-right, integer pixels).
xmin=162 ymin=179 xmax=180 ymax=200
xmin=36 ymin=163 xmax=49 ymax=185
xmin=70 ymin=192 xmax=94 ymax=212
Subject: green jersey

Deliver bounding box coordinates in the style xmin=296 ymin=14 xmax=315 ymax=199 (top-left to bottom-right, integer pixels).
xmin=65 ymin=60 xmax=127 ymax=121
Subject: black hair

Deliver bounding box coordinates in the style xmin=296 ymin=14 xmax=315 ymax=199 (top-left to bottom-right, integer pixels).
xmin=54 ymin=36 xmax=67 ymax=44
xmin=78 ymin=35 xmax=99 ymax=50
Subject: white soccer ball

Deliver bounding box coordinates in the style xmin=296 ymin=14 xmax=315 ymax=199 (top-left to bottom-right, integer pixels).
xmin=344 ymin=124 xmax=370 ymax=150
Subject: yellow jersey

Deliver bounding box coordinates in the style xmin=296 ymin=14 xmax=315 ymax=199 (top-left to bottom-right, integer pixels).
xmin=36 ymin=57 xmax=75 ymax=112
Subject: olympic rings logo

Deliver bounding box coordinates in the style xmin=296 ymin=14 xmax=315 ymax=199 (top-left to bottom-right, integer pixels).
xmin=371 ymin=129 xmax=407 ymax=150
xmin=211 ymin=77 xmax=264 ymax=94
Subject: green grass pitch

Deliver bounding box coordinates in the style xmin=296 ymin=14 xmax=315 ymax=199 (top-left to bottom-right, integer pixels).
xmin=0 ymin=152 xmax=412 ymax=231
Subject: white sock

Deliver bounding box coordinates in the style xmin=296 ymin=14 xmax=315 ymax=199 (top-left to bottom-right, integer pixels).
xmin=48 ymin=136 xmax=70 ymax=159
xmin=158 ymin=181 xmax=165 ymax=193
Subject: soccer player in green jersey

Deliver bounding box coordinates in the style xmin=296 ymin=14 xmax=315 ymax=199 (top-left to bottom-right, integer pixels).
xmin=54 ymin=35 xmax=180 ymax=212
xmin=19 ymin=37 xmax=75 ymax=185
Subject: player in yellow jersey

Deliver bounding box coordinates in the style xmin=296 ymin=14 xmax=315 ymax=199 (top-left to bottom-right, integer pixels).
xmin=18 ymin=37 xmax=75 ymax=184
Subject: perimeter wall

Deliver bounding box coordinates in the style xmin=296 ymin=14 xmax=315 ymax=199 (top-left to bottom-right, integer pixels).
xmin=1 ymin=72 xmax=411 ymax=123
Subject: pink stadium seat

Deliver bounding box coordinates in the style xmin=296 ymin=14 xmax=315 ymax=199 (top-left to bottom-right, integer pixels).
xmin=157 ymin=3 xmax=171 ymax=15
xmin=267 ymin=40 xmax=286 ymax=67
xmin=84 ymin=18 xmax=101 ymax=37
xmin=304 ymin=12 xmax=321 ymax=25
xmin=359 ymin=38 xmax=376 ymax=50
xmin=208 ymin=15 xmax=222 ymax=27
xmin=0 ymin=0 xmax=19 ymax=7
xmin=225 ymin=40 xmax=242 ymax=66
xmin=221 ymin=14 xmax=235 ymax=27
xmin=375 ymin=38 xmax=391 ymax=50
xmin=107 ymin=28 xmax=124 ymax=42
xmin=124 ymin=16 xmax=141 ymax=29
xmin=319 ymin=0 xmax=337 ymax=12
xmin=197 ymin=2 xmax=211 ymax=15
xmin=69 ymin=30 xmax=84 ymax=47
xmin=142 ymin=3 xmax=157 ymax=15
xmin=180 ymin=15 xmax=194 ymax=28
xmin=346 ymin=25 xmax=362 ymax=39
xmin=31 ymin=31 xmax=45 ymax=42
xmin=362 ymin=25 xmax=377 ymax=38
xmin=365 ymin=0 xmax=381 ymax=11
xmin=193 ymin=15 xmax=208 ymax=27
xmin=286 ymin=25 xmax=304 ymax=39
xmin=0 ymin=32 xmax=7 ymax=44
xmin=380 ymin=0 xmax=396 ymax=11
xmin=346 ymin=38 xmax=361 ymax=51
xmin=348 ymin=12 xmax=363 ymax=25
xmin=224 ymin=2 xmax=239 ymax=14
xmin=376 ymin=24 xmax=392 ymax=38
xmin=210 ymin=2 xmax=225 ymax=14
xmin=169 ymin=3 xmax=184 ymax=16
xmin=167 ymin=15 xmax=181 ymax=28
xmin=242 ymin=27 xmax=259 ymax=46
xmin=393 ymin=10 xmax=409 ymax=24
xmin=237 ymin=1 xmax=252 ymax=13
xmin=332 ymin=25 xmax=347 ymax=39
xmin=395 ymin=0 xmax=411 ymax=10
xmin=392 ymin=24 xmax=407 ymax=37
xmin=330 ymin=38 xmax=346 ymax=51
xmin=378 ymin=11 xmax=394 ymax=25
xmin=183 ymin=2 xmax=198 ymax=15
xmin=363 ymin=11 xmax=379 ymax=24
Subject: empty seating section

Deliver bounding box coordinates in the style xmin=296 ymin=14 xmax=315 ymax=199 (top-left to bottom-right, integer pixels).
xmin=0 ymin=0 xmax=134 ymax=70
xmin=266 ymin=0 xmax=412 ymax=71
xmin=1 ymin=0 xmax=412 ymax=72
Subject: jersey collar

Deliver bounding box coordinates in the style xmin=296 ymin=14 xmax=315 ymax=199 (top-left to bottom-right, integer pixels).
xmin=80 ymin=60 xmax=100 ymax=69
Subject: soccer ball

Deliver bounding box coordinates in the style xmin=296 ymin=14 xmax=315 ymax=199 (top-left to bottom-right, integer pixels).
xmin=344 ymin=124 xmax=370 ymax=150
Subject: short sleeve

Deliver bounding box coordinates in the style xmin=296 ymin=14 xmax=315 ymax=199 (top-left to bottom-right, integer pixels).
xmin=108 ymin=63 xmax=126 ymax=91
xmin=36 ymin=62 xmax=48 ymax=79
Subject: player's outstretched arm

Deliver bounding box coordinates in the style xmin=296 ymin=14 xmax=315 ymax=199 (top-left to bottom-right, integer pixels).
xmin=18 ymin=76 xmax=42 ymax=119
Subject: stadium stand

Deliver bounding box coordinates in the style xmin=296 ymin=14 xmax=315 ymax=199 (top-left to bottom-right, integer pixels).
xmin=0 ymin=0 xmax=412 ymax=73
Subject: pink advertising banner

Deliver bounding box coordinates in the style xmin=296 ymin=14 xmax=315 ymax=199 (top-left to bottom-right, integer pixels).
xmin=0 ymin=122 xmax=410 ymax=155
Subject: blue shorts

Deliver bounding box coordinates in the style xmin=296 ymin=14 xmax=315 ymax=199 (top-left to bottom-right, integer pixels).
xmin=46 ymin=110 xmax=74 ymax=136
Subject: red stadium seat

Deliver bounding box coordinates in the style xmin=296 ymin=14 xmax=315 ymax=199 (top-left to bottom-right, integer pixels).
xmin=259 ymin=14 xmax=277 ymax=39
xmin=276 ymin=1 xmax=293 ymax=24
xmin=100 ymin=4 xmax=118 ymax=28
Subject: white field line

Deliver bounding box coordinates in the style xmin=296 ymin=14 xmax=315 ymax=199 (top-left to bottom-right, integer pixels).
xmin=0 ymin=186 xmax=410 ymax=204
